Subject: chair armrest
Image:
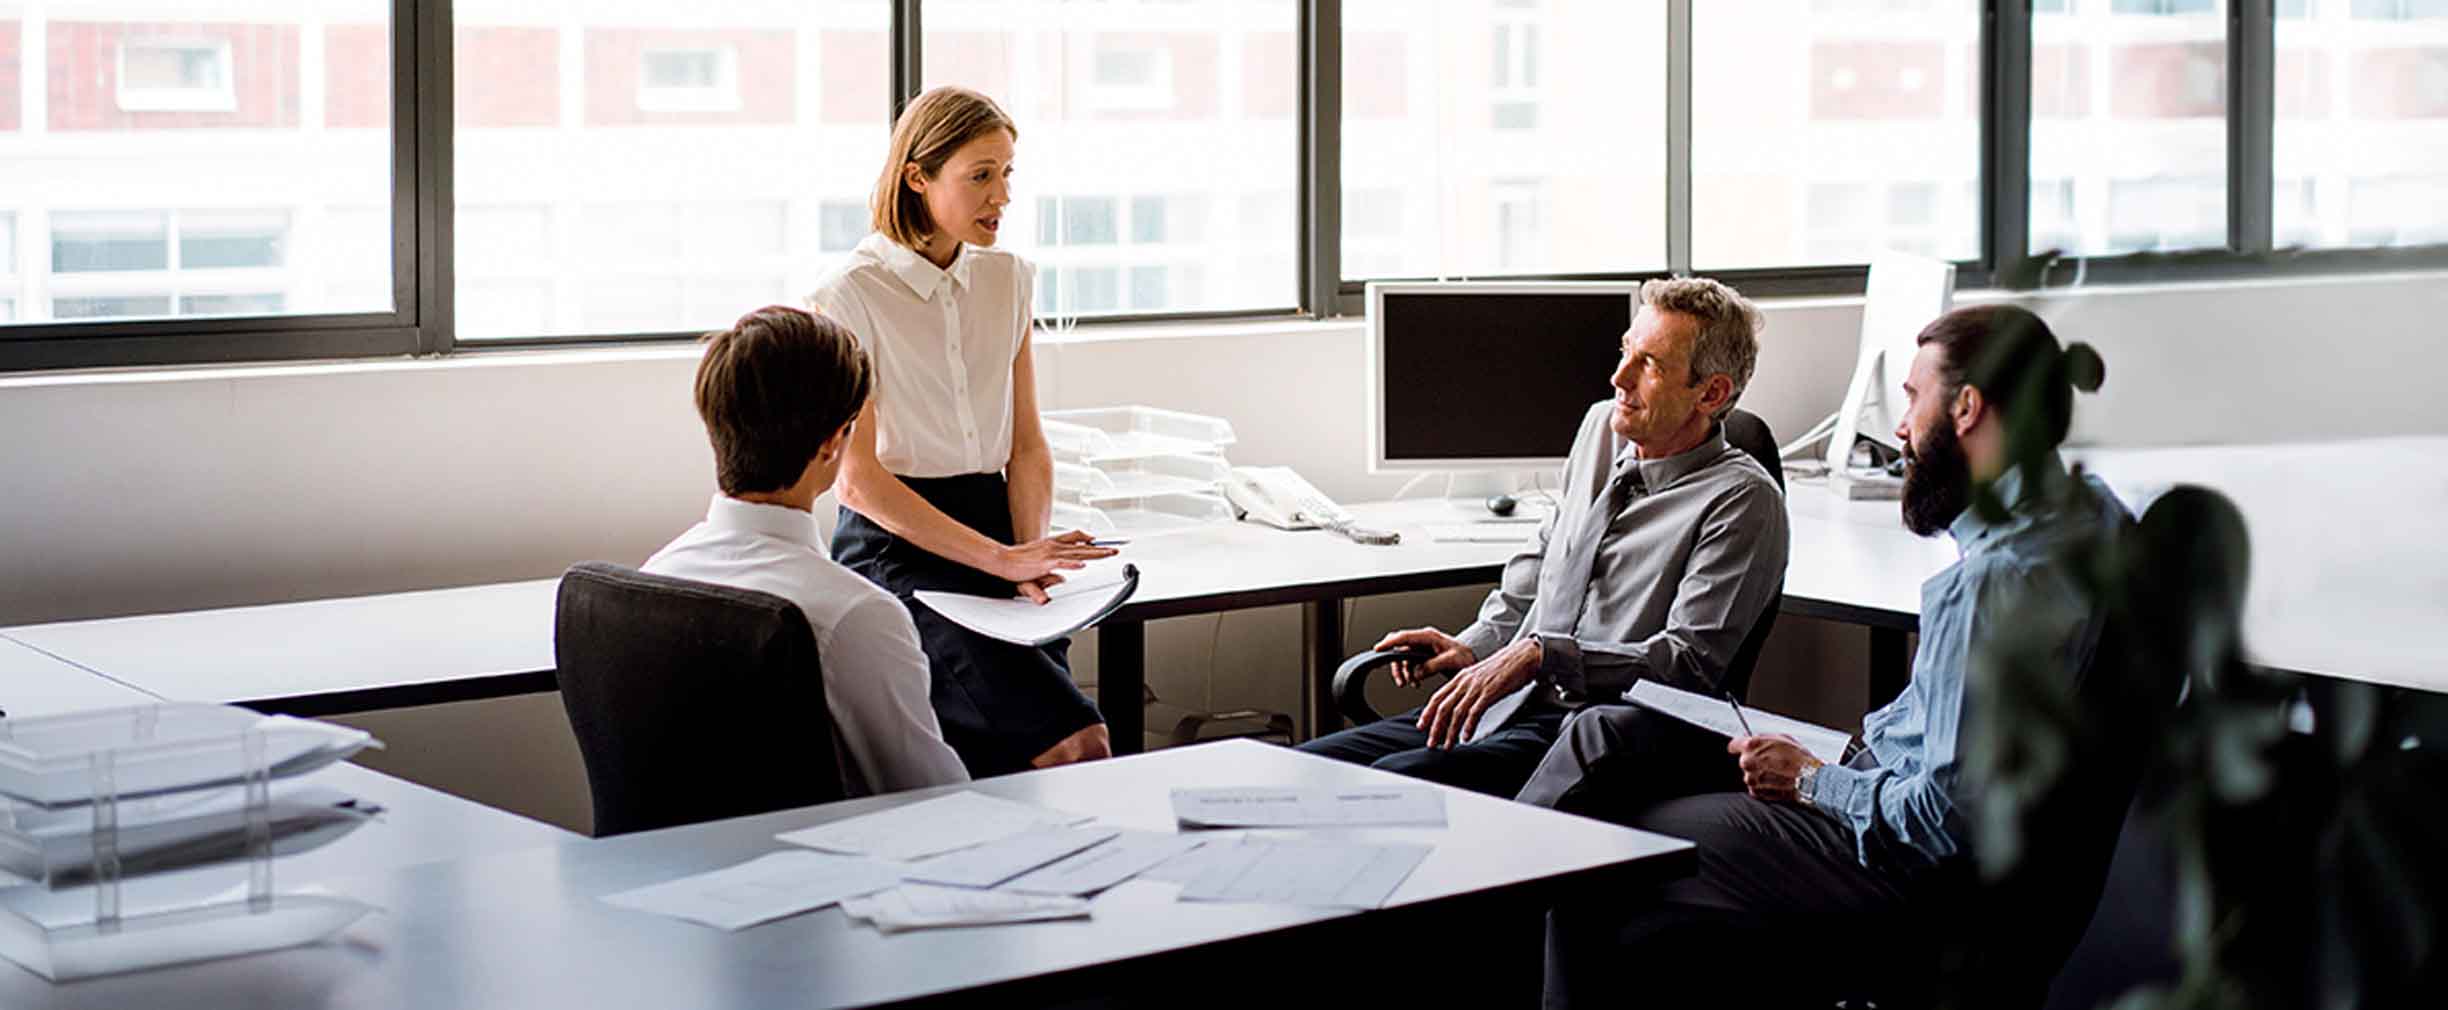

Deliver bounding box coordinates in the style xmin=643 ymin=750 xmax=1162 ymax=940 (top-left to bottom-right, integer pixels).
xmin=1331 ymin=647 xmax=1433 ymax=726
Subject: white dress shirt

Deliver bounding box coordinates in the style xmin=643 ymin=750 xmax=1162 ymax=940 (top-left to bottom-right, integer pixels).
xmin=643 ymin=495 xmax=970 ymax=796
xmin=805 ymin=233 xmax=1035 ymax=479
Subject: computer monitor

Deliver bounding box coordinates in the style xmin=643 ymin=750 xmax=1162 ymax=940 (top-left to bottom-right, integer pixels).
xmin=1823 ymin=252 xmax=1956 ymax=472
xmin=1367 ymin=281 xmax=1638 ymax=475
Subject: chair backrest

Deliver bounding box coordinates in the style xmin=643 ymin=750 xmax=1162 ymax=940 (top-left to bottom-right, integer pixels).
xmin=1718 ymin=408 xmax=1784 ymax=702
xmin=553 ymin=562 xmax=849 ymax=837
xmin=1934 ymin=492 xmax=2197 ymax=1008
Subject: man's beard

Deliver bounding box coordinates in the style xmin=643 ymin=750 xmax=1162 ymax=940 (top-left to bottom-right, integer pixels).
xmin=1901 ymin=420 xmax=1971 ymax=537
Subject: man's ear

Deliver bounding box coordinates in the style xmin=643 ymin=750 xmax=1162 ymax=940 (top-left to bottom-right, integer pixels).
xmin=1950 ymin=383 xmax=1986 ymax=438
xmin=1700 ymin=374 xmax=1736 ymax=419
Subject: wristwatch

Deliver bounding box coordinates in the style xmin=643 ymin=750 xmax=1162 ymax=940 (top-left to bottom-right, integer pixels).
xmin=1794 ymin=757 xmax=1824 ymax=806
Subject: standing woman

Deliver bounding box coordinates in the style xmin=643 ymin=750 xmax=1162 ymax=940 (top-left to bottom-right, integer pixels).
xmin=810 ymin=87 xmax=1118 ymax=777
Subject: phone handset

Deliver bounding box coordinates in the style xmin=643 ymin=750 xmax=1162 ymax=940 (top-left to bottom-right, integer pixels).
xmin=1222 ymin=467 xmax=1397 ymax=545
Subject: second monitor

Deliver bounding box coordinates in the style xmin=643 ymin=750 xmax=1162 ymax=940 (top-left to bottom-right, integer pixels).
xmin=1368 ymin=281 xmax=1637 ymax=482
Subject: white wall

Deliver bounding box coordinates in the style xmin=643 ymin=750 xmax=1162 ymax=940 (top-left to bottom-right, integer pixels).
xmin=5 ymin=270 xmax=2442 ymax=831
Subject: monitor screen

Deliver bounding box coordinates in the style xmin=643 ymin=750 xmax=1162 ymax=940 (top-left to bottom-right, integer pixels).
xmin=1375 ymin=289 xmax=1632 ymax=469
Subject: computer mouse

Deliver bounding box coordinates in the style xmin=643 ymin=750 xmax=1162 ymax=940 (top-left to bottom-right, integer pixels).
xmin=1485 ymin=493 xmax=1518 ymax=517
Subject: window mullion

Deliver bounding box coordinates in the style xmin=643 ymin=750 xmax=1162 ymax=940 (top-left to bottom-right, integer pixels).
xmin=2230 ymin=0 xmax=2275 ymax=255
xmin=892 ymin=0 xmax=923 ymax=120
xmin=1986 ymin=0 xmax=2034 ymax=288
xmin=412 ymin=0 xmax=452 ymax=355
xmin=1302 ymin=0 xmax=1341 ymax=318
xmin=1666 ymin=0 xmax=1692 ymax=276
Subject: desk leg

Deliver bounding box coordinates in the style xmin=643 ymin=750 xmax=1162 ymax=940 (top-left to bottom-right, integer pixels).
xmin=1304 ymin=599 xmax=1346 ymax=741
xmin=1102 ymin=618 xmax=1147 ymax=755
xmin=1869 ymin=627 xmax=1910 ymax=713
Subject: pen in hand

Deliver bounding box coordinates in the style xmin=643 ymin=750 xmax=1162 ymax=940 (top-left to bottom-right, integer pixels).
xmin=1722 ymin=687 xmax=1755 ymax=737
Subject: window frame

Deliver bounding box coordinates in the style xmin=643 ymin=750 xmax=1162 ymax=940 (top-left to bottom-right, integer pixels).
xmin=5 ymin=0 xmax=2445 ymax=373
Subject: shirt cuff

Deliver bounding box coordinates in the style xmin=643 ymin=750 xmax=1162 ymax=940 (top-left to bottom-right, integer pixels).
xmin=1803 ymin=758 xmax=1866 ymax=812
xmin=1534 ymin=632 xmax=1583 ymax=694
xmin=1455 ymin=623 xmax=1508 ymax=662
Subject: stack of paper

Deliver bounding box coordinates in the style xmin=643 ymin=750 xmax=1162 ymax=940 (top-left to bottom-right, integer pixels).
xmin=599 ymin=851 xmax=904 ymax=931
xmin=999 ymin=831 xmax=1207 ymax=897
xmin=1623 ymin=680 xmax=1853 ymax=765
xmin=901 ymin=826 xmax=1119 ymax=889
xmin=1176 ymin=840 xmax=1432 ymax=909
xmin=840 ymin=883 xmax=1090 ymax=933
xmin=914 ymin=562 xmax=1139 ymax=647
xmin=1170 ymin=785 xmax=1446 ymax=829
xmin=775 ymin=791 xmax=1093 ymax=862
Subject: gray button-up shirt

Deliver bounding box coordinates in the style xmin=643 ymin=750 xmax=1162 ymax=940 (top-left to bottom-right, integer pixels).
xmin=1455 ymin=401 xmax=1790 ymax=705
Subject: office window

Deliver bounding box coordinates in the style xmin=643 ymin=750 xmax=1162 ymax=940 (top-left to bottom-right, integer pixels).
xmin=455 ymin=2 xmax=887 ymax=340
xmin=1694 ymin=0 xmax=1982 ymax=268
xmin=54 ymin=296 xmax=172 ymax=319
xmin=1130 ymin=196 xmax=1168 ymax=244
xmin=2031 ymin=0 xmax=2229 ymax=256
xmin=819 ymin=201 xmax=868 ymax=253
xmin=2353 ymin=0 xmax=2448 ymax=18
xmin=1129 ymin=265 xmax=1168 ymax=309
xmin=116 ymin=38 xmax=234 ymax=112
xmin=637 ymin=48 xmax=740 ymax=112
xmin=46 ymin=209 xmax=298 ymax=321
xmin=179 ymin=211 xmax=289 ymax=269
xmin=0 ymin=300 xmax=12 ymax=322
xmin=2274 ymin=6 xmax=2448 ymax=249
xmin=0 ymin=214 xmax=12 ymax=275
xmin=2 ymin=13 xmax=393 ymax=331
xmin=1342 ymin=0 xmax=1666 ymax=279
xmin=925 ymin=0 xmax=1298 ymax=317
xmin=180 ymin=293 xmax=286 ymax=316
xmin=52 ymin=212 xmax=168 ymax=273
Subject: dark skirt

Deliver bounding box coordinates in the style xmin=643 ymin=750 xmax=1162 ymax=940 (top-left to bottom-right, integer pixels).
xmin=832 ymin=472 xmax=1104 ymax=778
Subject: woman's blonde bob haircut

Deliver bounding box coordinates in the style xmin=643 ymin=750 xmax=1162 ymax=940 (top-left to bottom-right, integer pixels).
xmin=870 ymin=87 xmax=1019 ymax=249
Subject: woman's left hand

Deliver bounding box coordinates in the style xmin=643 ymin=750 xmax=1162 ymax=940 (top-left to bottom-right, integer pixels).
xmin=1017 ymin=573 xmax=1066 ymax=605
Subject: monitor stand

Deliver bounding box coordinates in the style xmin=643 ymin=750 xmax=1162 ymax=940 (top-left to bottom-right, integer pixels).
xmin=1439 ymin=471 xmax=1535 ymax=518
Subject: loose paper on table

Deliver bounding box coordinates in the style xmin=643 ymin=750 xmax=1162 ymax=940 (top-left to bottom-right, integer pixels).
xmin=1177 ymin=840 xmax=1432 ymax=909
xmin=914 ymin=562 xmax=1140 ymax=647
xmin=775 ymin=791 xmax=1092 ymax=862
xmin=1624 ymin=680 xmax=1853 ymax=765
xmin=1171 ymin=785 xmax=1446 ymax=829
xmin=999 ymin=831 xmax=1207 ymax=896
xmin=599 ymin=851 xmax=903 ymax=931
xmin=841 ymin=883 xmax=1090 ymax=933
xmin=902 ymin=825 xmax=1119 ymax=889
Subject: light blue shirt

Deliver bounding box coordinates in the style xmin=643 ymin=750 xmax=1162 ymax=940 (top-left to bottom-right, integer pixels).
xmin=1800 ymin=455 xmax=2130 ymax=872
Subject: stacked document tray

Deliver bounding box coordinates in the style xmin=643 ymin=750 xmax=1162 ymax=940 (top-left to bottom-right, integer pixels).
xmin=0 ymin=704 xmax=383 ymax=981
xmin=1044 ymin=406 xmax=1237 ymax=536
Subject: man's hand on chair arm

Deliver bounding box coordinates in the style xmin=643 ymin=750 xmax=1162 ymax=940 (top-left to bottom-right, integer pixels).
xmin=1417 ymin=638 xmax=1542 ymax=750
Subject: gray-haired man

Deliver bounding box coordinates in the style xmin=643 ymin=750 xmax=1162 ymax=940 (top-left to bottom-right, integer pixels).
xmin=1296 ymin=278 xmax=1791 ymax=799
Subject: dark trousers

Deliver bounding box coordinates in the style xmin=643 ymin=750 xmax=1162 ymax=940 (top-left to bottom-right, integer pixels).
xmin=832 ymin=473 xmax=1103 ymax=779
xmin=1296 ymin=703 xmax=1569 ymax=799
xmin=1519 ymin=705 xmax=1928 ymax=1008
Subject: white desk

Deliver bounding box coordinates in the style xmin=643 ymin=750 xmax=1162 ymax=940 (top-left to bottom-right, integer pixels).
xmin=2 ymin=581 xmax=560 ymax=716
xmin=2072 ymin=438 xmax=2448 ymax=695
xmin=0 ymin=492 xmax=1956 ymax=749
xmin=0 ymin=637 xmax=155 ymax=719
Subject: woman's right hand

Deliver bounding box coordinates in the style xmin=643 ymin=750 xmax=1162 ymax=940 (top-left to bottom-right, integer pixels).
xmin=992 ymin=531 xmax=1118 ymax=586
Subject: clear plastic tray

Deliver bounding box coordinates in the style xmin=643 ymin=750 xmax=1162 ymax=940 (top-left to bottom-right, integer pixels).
xmin=1051 ymin=500 xmax=1117 ymax=536
xmin=0 ymin=892 xmax=375 ymax=982
xmin=0 ymin=784 xmax=377 ymax=887
xmin=1060 ymin=491 xmax=1235 ymax=536
xmin=1042 ymin=405 xmax=1237 ymax=462
xmin=0 ymin=705 xmax=375 ymax=809
xmin=1056 ymin=453 xmax=1230 ymax=501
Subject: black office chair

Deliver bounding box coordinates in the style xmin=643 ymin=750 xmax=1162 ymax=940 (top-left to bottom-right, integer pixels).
xmin=554 ymin=562 xmax=854 ymax=837
xmin=1329 ymin=408 xmax=1787 ymax=726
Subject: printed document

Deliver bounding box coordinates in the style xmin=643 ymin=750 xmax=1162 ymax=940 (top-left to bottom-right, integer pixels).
xmin=1624 ymin=679 xmax=1853 ymax=765
xmin=999 ymin=831 xmax=1207 ymax=896
xmin=840 ymin=883 xmax=1091 ymax=933
xmin=901 ymin=825 xmax=1120 ymax=889
xmin=1134 ymin=835 xmax=1254 ymax=885
xmin=599 ymin=851 xmax=903 ymax=931
xmin=914 ymin=562 xmax=1139 ymax=647
xmin=1177 ymin=840 xmax=1433 ymax=909
xmin=1171 ymin=785 xmax=1446 ymax=829
xmin=775 ymin=791 xmax=1093 ymax=862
